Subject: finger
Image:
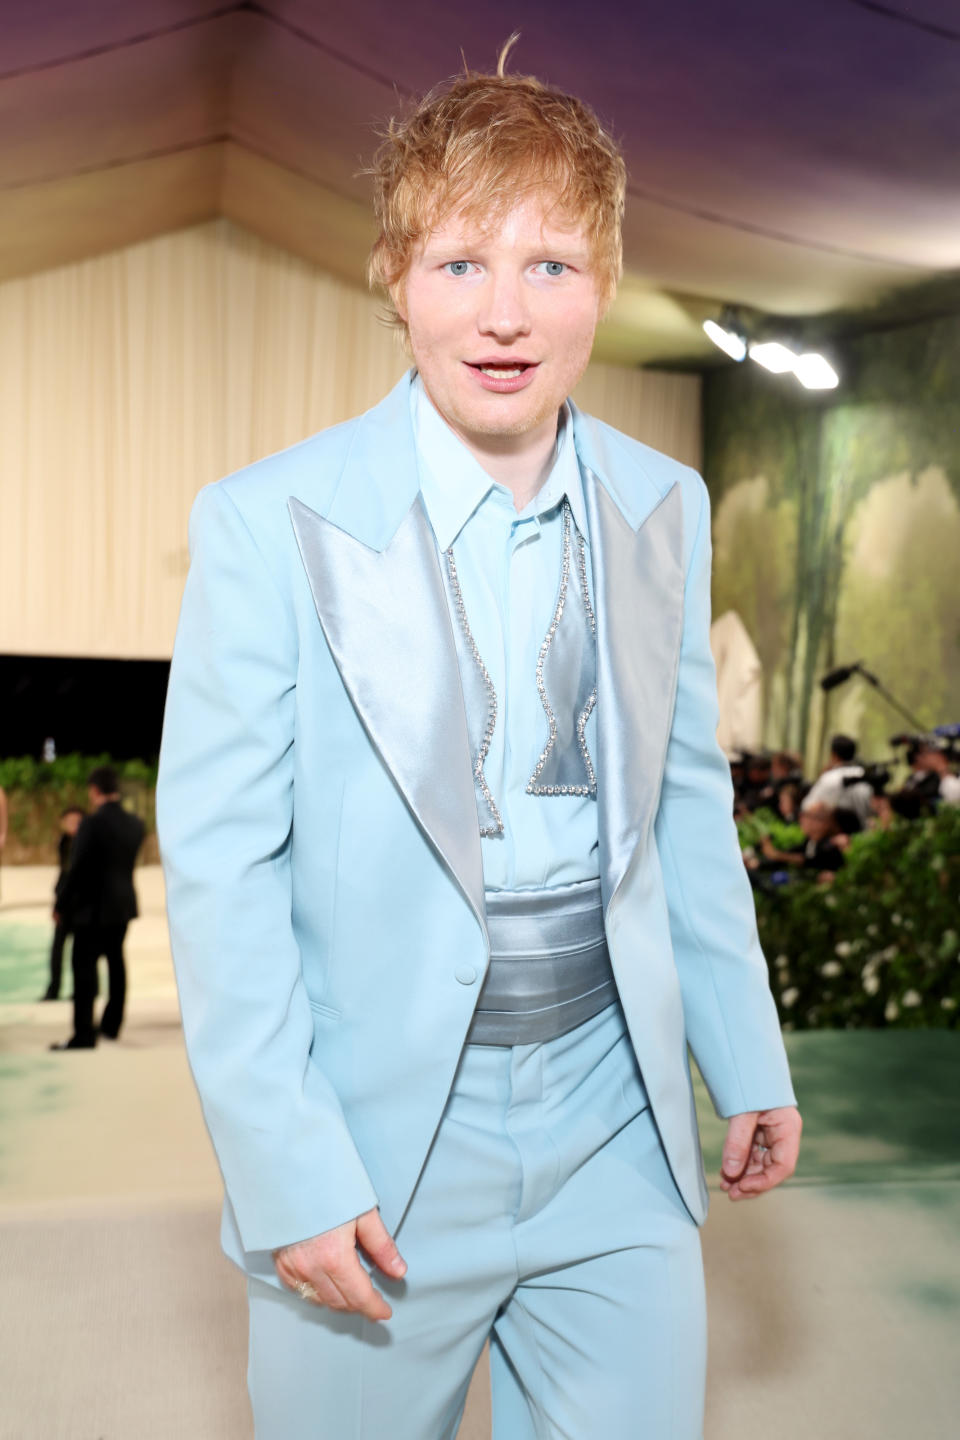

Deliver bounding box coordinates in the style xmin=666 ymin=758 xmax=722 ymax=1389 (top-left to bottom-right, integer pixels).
xmin=356 ymin=1208 xmax=407 ymax=1279
xmin=327 ymin=1254 xmax=393 ymax=1322
xmin=721 ymin=1113 xmax=758 ymax=1181
xmin=732 ymin=1151 xmax=797 ymax=1194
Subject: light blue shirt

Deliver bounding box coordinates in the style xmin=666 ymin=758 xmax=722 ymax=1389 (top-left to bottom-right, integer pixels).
xmin=411 ymin=375 xmax=600 ymax=892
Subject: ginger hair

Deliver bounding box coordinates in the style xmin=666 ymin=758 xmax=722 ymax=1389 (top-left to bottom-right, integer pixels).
xmin=366 ymin=37 xmax=626 ymax=329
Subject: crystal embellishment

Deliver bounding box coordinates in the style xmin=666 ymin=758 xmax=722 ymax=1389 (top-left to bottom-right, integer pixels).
xmin=445 ymin=547 xmax=504 ymax=837
xmin=443 ymin=495 xmax=598 ymax=836
xmin=526 ymin=501 xmax=598 ymax=797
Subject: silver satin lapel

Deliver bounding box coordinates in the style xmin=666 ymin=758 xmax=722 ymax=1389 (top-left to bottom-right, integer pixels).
xmin=583 ymin=471 xmax=685 ymax=913
xmin=528 ymin=507 xmax=597 ymax=795
xmin=440 ymin=550 xmax=503 ymax=836
xmin=288 ymin=494 xmax=486 ymax=928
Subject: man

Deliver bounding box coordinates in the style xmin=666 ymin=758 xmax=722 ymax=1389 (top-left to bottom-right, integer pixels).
xmin=158 ymin=53 xmax=800 ymax=1440
xmin=42 ymin=804 xmax=85 ymax=1001
xmin=906 ymin=739 xmax=960 ymax=807
xmin=801 ymin=732 xmax=872 ymax=830
xmin=0 ymin=782 xmax=7 ymax=898
xmin=51 ymin=766 xmax=144 ymax=1050
xmin=760 ymin=800 xmax=846 ymax=881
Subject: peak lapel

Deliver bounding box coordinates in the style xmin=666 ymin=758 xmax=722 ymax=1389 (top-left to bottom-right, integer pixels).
xmin=583 ymin=470 xmax=685 ymax=914
xmin=289 ymin=493 xmax=486 ymax=929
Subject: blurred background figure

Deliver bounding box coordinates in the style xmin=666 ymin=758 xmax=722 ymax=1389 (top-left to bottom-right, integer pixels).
xmin=905 ymin=739 xmax=960 ymax=809
xmin=0 ymin=782 xmax=7 ymax=898
xmin=50 ymin=766 xmax=144 ymax=1050
xmin=41 ymin=805 xmax=85 ymax=1002
xmin=800 ymin=734 xmax=872 ymax=832
xmin=759 ymin=801 xmax=846 ymax=882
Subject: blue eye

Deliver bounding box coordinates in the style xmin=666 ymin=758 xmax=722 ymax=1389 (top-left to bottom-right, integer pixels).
xmin=444 ymin=261 xmax=472 ymax=277
xmin=539 ymin=261 xmax=567 ymax=277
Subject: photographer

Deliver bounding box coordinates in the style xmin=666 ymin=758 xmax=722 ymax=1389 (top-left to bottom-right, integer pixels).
xmin=758 ymin=801 xmax=846 ymax=882
xmin=905 ymin=740 xmax=960 ymax=808
xmin=801 ymin=734 xmax=872 ymax=831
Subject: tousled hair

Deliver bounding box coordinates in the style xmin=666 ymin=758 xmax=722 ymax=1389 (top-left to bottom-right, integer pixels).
xmin=367 ymin=38 xmax=626 ymax=330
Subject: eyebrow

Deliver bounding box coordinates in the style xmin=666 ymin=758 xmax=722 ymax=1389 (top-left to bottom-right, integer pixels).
xmin=421 ymin=238 xmax=593 ymax=264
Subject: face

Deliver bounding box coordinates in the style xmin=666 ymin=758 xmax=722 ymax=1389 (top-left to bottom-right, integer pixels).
xmin=396 ymin=195 xmax=602 ymax=454
xmin=61 ymin=811 xmax=82 ymax=836
xmin=800 ymin=806 xmax=832 ymax=841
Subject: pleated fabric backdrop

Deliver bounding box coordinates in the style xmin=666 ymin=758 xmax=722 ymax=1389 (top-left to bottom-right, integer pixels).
xmin=0 ymin=219 xmax=701 ymax=659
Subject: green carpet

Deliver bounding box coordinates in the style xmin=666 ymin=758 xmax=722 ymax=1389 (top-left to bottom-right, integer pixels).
xmin=694 ymin=1030 xmax=960 ymax=1186
xmin=0 ymin=920 xmax=53 ymax=1003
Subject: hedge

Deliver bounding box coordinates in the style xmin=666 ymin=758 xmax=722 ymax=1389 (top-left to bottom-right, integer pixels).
xmin=748 ymin=806 xmax=960 ymax=1030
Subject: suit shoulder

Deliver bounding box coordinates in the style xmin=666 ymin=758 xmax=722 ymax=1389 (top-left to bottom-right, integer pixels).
xmin=574 ymin=409 xmax=706 ymax=560
xmin=212 ymin=414 xmax=360 ymax=521
xmin=185 ymin=413 xmax=364 ymax=572
xmin=575 ymin=409 xmax=702 ymax=497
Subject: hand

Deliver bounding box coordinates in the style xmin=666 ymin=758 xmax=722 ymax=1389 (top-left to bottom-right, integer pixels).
xmin=273 ymin=1207 xmax=407 ymax=1322
xmin=52 ymin=910 xmax=61 ymax=925
xmin=720 ymin=1106 xmax=802 ymax=1200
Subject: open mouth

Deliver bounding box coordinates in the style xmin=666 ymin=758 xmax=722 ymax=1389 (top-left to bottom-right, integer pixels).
xmin=467 ymin=360 xmax=537 ymax=376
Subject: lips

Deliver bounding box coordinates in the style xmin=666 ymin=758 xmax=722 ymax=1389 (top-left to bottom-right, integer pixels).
xmin=464 ymin=359 xmax=540 ymax=393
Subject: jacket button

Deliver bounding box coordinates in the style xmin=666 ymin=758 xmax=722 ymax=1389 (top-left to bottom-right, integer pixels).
xmin=455 ymin=964 xmax=478 ymax=986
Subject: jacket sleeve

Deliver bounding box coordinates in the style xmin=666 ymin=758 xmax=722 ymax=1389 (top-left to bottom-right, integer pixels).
xmin=653 ymin=476 xmax=797 ymax=1119
xmin=156 ymin=482 xmax=379 ymax=1253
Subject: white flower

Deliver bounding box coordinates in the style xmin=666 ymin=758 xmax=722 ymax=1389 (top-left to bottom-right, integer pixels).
xmin=891 ymin=913 xmax=902 ymax=926
xmin=835 ymin=941 xmax=853 ymax=958
xmin=902 ymin=990 xmax=922 ymax=1008
xmin=881 ymin=945 xmax=899 ymax=962
xmin=781 ymin=987 xmax=799 ymax=1008
xmin=821 ymin=961 xmax=843 ymax=978
xmin=774 ymin=954 xmax=790 ymax=969
xmin=941 ymin=997 xmax=957 ymax=1011
xmin=863 ymin=974 xmax=880 ymax=995
xmin=866 ymin=924 xmax=879 ymax=937
xmin=884 ymin=999 xmax=900 ymax=1021
xmin=825 ymin=895 xmax=838 ymax=908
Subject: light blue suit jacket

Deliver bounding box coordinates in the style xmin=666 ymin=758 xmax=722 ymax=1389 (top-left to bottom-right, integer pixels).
xmin=157 ymin=372 xmax=795 ymax=1271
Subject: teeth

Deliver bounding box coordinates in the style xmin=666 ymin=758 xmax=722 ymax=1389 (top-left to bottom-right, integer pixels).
xmin=479 ymin=367 xmax=524 ymax=378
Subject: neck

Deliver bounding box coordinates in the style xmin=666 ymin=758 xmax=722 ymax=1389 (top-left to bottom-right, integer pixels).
xmin=442 ymin=409 xmax=561 ymax=512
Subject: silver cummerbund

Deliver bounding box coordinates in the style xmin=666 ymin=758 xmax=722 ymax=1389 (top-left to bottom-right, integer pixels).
xmin=467 ymin=878 xmax=617 ymax=1046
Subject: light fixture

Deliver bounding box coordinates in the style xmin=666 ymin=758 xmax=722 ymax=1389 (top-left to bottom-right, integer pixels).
xmin=748 ymin=341 xmax=798 ymax=374
xmin=702 ymin=316 xmax=746 ymax=362
xmin=794 ymin=352 xmax=839 ymax=390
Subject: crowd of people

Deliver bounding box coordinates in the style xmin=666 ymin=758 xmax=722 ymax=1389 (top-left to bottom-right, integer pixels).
xmin=734 ymin=732 xmax=960 ymax=885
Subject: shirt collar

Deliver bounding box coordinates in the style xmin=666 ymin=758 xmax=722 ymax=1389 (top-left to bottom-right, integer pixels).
xmin=411 ymin=373 xmax=588 ymax=551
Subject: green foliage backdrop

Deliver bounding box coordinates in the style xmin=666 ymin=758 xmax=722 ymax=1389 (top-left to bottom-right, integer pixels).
xmin=704 ymin=312 xmax=960 ymax=770
xmin=0 ymin=754 xmax=157 ymax=863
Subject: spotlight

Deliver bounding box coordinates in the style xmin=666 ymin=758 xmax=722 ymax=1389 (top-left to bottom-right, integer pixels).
xmin=748 ymin=341 xmax=798 ymax=374
xmin=703 ymin=317 xmax=746 ymax=362
xmin=794 ymin=352 xmax=839 ymax=389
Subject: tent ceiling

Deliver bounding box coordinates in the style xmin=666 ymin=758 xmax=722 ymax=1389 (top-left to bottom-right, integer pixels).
xmin=4 ymin=0 xmax=960 ymax=364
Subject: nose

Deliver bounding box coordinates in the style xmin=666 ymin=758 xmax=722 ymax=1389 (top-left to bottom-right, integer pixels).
xmin=476 ymin=270 xmax=531 ymax=342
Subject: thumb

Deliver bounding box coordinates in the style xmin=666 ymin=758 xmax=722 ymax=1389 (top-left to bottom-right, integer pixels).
xmin=722 ymin=1112 xmax=759 ymax=1180
xmin=355 ymin=1208 xmax=407 ymax=1278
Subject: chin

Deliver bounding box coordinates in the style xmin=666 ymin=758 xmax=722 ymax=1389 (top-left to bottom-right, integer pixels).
xmin=456 ymin=391 xmax=561 ymax=440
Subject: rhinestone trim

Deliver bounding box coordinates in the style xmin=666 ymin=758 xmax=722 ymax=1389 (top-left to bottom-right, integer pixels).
xmin=444 ymin=547 xmax=504 ymax=837
xmin=526 ymin=501 xmax=598 ymax=797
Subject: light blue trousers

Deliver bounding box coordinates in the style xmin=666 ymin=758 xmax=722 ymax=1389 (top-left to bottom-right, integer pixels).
xmin=246 ymin=1003 xmax=706 ymax=1439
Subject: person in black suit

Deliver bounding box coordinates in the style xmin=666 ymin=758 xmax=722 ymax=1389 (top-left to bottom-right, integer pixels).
xmin=42 ymin=805 xmax=85 ymax=1001
xmin=50 ymin=766 xmax=145 ymax=1050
